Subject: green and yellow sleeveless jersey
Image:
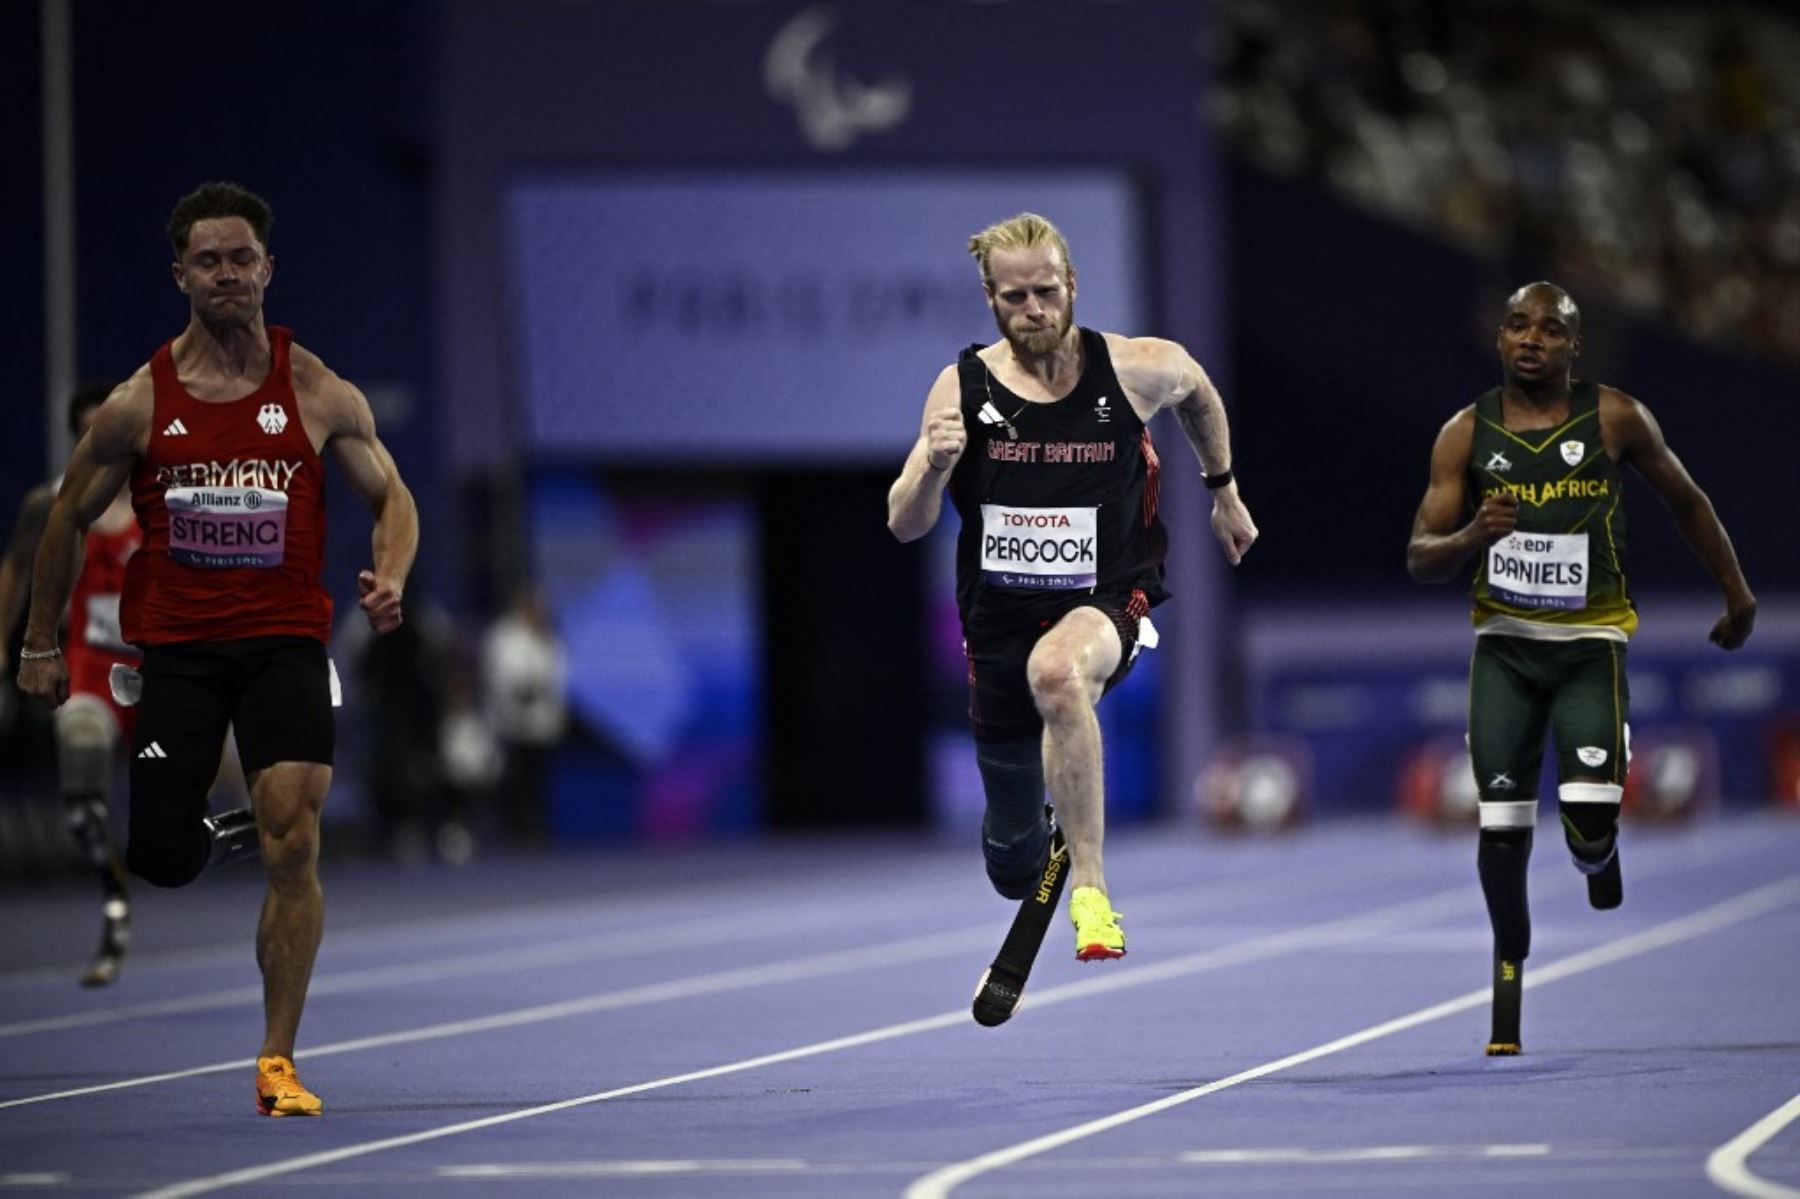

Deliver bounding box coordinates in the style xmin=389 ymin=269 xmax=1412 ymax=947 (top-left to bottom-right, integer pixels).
xmin=1465 ymin=380 xmax=1636 ymax=641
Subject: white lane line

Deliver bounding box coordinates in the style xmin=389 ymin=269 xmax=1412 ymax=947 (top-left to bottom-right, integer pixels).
xmin=0 ymin=863 xmax=957 ymax=992
xmin=0 ymin=854 xmax=1435 ymax=1038
xmin=1180 ymin=1143 xmax=1551 ymax=1163
xmin=903 ymin=876 xmax=1800 ymax=1199
xmin=0 ymin=897 xmax=936 ymax=1040
xmin=0 ymin=925 xmax=990 ymax=1111
xmin=438 ymin=1159 xmax=809 ymax=1178
xmin=6 ymin=884 xmax=1467 ymax=1112
xmin=8 ymin=815 xmax=1787 ymax=994
xmin=1 ymin=1174 xmax=72 ymax=1186
xmin=1706 ymin=1093 xmax=1800 ymax=1199
xmin=123 ymin=889 xmax=1475 ymax=1198
xmin=131 ymin=1012 xmax=971 ymax=1199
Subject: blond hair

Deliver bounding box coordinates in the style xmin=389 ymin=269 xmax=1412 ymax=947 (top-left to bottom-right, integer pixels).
xmin=967 ymin=213 xmax=1072 ymax=293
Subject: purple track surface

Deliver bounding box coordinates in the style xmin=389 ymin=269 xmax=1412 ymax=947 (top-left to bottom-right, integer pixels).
xmin=1 ymin=815 xmax=1796 ymax=1198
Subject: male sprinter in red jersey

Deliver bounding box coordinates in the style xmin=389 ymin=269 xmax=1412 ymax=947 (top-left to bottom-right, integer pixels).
xmin=19 ymin=182 xmax=418 ymax=1116
xmin=0 ymin=384 xmax=146 ymax=985
xmin=888 ymin=213 xmax=1256 ymax=962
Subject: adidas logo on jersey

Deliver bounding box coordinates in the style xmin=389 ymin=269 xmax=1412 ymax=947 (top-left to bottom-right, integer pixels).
xmin=1485 ymin=450 xmax=1513 ymax=472
xmin=137 ymin=741 xmax=169 ymax=760
xmin=162 ymin=419 xmax=189 ymax=437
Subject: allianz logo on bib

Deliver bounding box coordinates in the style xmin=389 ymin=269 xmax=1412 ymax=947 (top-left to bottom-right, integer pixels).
xmin=258 ymin=404 xmax=288 ymax=435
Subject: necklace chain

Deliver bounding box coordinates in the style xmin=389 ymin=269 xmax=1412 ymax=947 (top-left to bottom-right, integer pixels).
xmin=981 ymin=370 xmax=1029 ymax=441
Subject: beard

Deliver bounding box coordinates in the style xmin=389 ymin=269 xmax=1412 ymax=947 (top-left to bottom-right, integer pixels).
xmin=997 ymin=304 xmax=1073 ymax=359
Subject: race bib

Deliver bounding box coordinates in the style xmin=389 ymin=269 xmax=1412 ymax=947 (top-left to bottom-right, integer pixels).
xmin=1486 ymin=532 xmax=1587 ymax=610
xmin=83 ymin=593 xmax=129 ymax=652
xmin=166 ymin=486 xmax=288 ymax=569
xmin=980 ymin=504 xmax=1098 ymax=590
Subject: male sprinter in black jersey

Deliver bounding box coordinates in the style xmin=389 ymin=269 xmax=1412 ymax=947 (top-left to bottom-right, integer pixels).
xmin=1408 ymin=281 xmax=1755 ymax=1053
xmin=888 ymin=213 xmax=1256 ymax=962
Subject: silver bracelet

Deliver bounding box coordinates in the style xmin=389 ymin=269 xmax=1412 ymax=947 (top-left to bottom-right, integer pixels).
xmin=18 ymin=647 xmax=62 ymax=662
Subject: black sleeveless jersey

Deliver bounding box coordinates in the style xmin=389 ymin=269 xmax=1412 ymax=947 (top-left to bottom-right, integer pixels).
xmin=948 ymin=327 xmax=1169 ymax=636
xmin=1466 ymin=379 xmax=1635 ymax=638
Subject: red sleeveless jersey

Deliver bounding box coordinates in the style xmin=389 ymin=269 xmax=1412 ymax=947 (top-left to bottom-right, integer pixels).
xmin=69 ymin=516 xmax=142 ymax=661
xmin=121 ymin=326 xmax=333 ymax=646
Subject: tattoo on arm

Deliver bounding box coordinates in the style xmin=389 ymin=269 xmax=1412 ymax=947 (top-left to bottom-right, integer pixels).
xmin=1176 ymin=393 xmax=1223 ymax=461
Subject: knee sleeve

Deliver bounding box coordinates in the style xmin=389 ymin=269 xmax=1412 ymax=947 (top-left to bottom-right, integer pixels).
xmin=977 ymin=738 xmax=1050 ymax=900
xmin=1478 ymin=799 xmax=1535 ymax=962
xmin=1559 ymin=782 xmax=1621 ymax=872
xmin=55 ymin=698 xmax=117 ymax=796
xmin=126 ymin=755 xmax=217 ymax=889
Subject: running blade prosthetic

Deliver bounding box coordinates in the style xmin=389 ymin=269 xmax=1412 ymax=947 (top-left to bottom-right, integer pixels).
xmin=972 ymin=827 xmax=1069 ymax=1027
xmin=1486 ymin=956 xmax=1523 ymax=1056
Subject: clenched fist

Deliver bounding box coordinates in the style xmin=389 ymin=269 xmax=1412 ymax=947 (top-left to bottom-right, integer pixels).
xmin=1471 ymin=491 xmax=1519 ymax=545
xmin=358 ymin=570 xmax=406 ymax=635
xmin=925 ymin=407 xmax=966 ymax=473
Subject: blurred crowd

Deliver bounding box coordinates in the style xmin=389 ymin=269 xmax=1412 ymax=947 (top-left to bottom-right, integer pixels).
xmin=338 ymin=586 xmax=568 ymax=864
xmin=1208 ymin=0 xmax=1800 ymax=360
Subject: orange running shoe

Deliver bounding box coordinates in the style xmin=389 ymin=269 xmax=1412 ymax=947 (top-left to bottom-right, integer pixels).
xmin=255 ymin=1055 xmax=323 ymax=1117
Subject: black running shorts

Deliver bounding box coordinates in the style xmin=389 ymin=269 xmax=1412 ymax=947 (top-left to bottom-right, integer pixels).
xmin=130 ymin=636 xmax=336 ymax=776
xmin=965 ymin=591 xmax=1151 ymax=744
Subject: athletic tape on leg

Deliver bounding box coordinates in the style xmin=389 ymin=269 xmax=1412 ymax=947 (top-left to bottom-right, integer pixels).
xmin=1478 ymin=799 xmax=1538 ymax=829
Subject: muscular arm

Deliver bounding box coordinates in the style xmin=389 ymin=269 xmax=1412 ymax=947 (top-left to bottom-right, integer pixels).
xmin=319 ymin=376 xmax=418 ymax=633
xmin=1109 ymin=335 xmax=1232 ymax=473
xmin=0 ymin=485 xmax=56 ymax=670
xmin=1168 ymin=353 xmax=1233 ymax=480
xmin=1407 ymin=407 xmax=1517 ymax=583
xmin=17 ymin=380 xmax=147 ymax=703
xmin=887 ymin=365 xmax=963 ymax=544
xmin=1110 ymin=335 xmax=1257 ymax=565
xmin=1606 ymin=388 xmax=1755 ymax=648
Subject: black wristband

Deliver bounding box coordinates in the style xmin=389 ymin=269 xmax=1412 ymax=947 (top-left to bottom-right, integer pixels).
xmin=1204 ymin=468 xmax=1234 ymax=491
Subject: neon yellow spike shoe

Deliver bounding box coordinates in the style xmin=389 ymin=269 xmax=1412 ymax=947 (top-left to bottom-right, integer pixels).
xmin=255 ymin=1055 xmax=323 ymax=1117
xmin=1069 ymin=886 xmax=1126 ymax=961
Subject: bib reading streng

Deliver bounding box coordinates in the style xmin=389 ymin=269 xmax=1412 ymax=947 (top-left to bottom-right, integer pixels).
xmin=166 ymin=486 xmax=289 ymax=569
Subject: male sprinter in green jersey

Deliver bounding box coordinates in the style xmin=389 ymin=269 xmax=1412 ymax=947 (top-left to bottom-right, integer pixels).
xmin=1407 ymin=281 xmax=1755 ymax=1054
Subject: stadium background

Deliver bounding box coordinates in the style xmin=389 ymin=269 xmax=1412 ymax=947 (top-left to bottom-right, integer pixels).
xmin=2 ymin=0 xmax=1796 ymax=866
